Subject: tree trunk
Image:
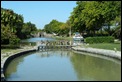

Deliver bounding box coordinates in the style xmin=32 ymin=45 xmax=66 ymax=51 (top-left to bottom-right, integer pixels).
xmin=108 ymin=23 xmax=110 ymax=36
xmin=100 ymin=28 xmax=103 ymax=36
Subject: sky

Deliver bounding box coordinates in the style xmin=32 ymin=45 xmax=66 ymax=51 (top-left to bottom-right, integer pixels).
xmin=1 ymin=1 xmax=77 ymax=29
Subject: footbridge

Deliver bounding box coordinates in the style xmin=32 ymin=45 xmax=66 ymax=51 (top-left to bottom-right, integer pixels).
xmin=36 ymin=40 xmax=74 ymax=51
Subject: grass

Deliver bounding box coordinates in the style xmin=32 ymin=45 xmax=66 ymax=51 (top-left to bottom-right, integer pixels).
xmin=1 ymin=48 xmax=22 ymax=54
xmin=88 ymin=41 xmax=121 ymax=51
xmin=53 ymin=36 xmax=121 ymax=51
xmin=1 ymin=45 xmax=34 ymax=55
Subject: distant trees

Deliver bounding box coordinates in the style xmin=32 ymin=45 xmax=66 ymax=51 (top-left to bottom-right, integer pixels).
xmin=58 ymin=20 xmax=71 ymax=36
xmin=44 ymin=19 xmax=64 ymax=35
xmin=44 ymin=19 xmax=71 ymax=36
xmin=20 ymin=22 xmax=37 ymax=39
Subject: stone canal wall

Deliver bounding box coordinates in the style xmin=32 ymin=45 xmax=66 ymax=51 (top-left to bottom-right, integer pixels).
xmin=72 ymin=47 xmax=121 ymax=60
xmin=1 ymin=48 xmax=36 ymax=81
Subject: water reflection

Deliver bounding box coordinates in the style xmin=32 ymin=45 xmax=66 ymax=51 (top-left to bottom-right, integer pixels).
xmin=36 ymin=50 xmax=71 ymax=58
xmin=5 ymin=50 xmax=121 ymax=81
xmin=5 ymin=54 xmax=28 ymax=78
xmin=70 ymin=52 xmax=121 ymax=81
xmin=21 ymin=37 xmax=55 ymax=42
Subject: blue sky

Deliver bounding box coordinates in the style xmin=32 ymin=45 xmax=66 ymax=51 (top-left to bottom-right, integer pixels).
xmin=1 ymin=1 xmax=77 ymax=29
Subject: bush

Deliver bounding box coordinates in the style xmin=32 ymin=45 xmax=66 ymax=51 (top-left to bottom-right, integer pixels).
xmin=85 ymin=36 xmax=114 ymax=44
xmin=20 ymin=42 xmax=36 ymax=46
xmin=10 ymin=37 xmax=20 ymax=45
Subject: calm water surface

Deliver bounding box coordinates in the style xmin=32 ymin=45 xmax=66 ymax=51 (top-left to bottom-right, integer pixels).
xmin=5 ymin=50 xmax=121 ymax=81
xmin=21 ymin=37 xmax=55 ymax=42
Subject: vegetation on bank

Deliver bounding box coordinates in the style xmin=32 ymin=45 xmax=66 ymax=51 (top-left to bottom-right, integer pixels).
xmin=44 ymin=1 xmax=121 ymax=40
xmin=1 ymin=42 xmax=36 ymax=49
xmin=1 ymin=42 xmax=36 ymax=55
xmin=1 ymin=1 xmax=121 ymax=52
xmin=88 ymin=42 xmax=121 ymax=51
xmin=1 ymin=8 xmax=41 ymax=45
xmin=85 ymin=36 xmax=114 ymax=44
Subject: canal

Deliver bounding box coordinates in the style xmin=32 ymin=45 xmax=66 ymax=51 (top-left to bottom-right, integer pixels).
xmin=4 ymin=37 xmax=121 ymax=81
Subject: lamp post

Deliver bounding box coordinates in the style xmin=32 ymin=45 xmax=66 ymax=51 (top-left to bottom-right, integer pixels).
xmin=69 ymin=26 xmax=72 ymax=45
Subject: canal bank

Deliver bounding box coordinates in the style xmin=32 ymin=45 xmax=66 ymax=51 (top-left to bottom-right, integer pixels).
xmin=72 ymin=46 xmax=121 ymax=60
xmin=1 ymin=46 xmax=37 ymax=81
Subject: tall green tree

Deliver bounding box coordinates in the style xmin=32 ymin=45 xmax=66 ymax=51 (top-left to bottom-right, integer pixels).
xmin=1 ymin=24 xmax=20 ymax=45
xmin=69 ymin=1 xmax=86 ymax=33
xmin=101 ymin=1 xmax=121 ymax=35
xmin=1 ymin=7 xmax=24 ymax=40
xmin=44 ymin=19 xmax=64 ymax=34
xmin=1 ymin=7 xmax=38 ymax=44
xmin=21 ymin=22 xmax=37 ymax=39
xmin=1 ymin=8 xmax=23 ymax=33
xmin=69 ymin=1 xmax=121 ymax=36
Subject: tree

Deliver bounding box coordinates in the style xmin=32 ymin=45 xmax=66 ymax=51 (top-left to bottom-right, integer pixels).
xmin=21 ymin=22 xmax=37 ymax=39
xmin=58 ymin=20 xmax=71 ymax=36
xmin=69 ymin=1 xmax=121 ymax=36
xmin=1 ymin=7 xmax=38 ymax=42
xmin=44 ymin=19 xmax=64 ymax=34
xmin=101 ymin=1 xmax=121 ymax=35
xmin=1 ymin=24 xmax=20 ymax=45
xmin=69 ymin=1 xmax=87 ymax=33
xmin=1 ymin=7 xmax=24 ymax=40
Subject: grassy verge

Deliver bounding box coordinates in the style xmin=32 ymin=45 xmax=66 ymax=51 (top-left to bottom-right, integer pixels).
xmin=88 ymin=42 xmax=121 ymax=51
xmin=1 ymin=46 xmax=34 ymax=54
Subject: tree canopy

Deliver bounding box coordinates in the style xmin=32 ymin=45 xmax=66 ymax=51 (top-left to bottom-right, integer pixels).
xmin=1 ymin=8 xmax=38 ymax=44
xmin=69 ymin=1 xmax=121 ymax=37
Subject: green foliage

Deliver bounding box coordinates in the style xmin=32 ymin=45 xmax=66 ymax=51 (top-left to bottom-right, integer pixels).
xmin=20 ymin=22 xmax=37 ymax=39
xmin=44 ymin=19 xmax=64 ymax=34
xmin=20 ymin=42 xmax=36 ymax=46
xmin=85 ymin=36 xmax=114 ymax=44
xmin=1 ymin=24 xmax=11 ymax=41
xmin=1 ymin=7 xmax=23 ymax=34
xmin=58 ymin=21 xmax=71 ymax=36
xmin=112 ymin=25 xmax=121 ymax=40
xmin=69 ymin=1 xmax=87 ymax=33
xmin=1 ymin=7 xmax=23 ymax=44
xmin=10 ymin=35 xmax=20 ymax=45
xmin=1 ymin=7 xmax=39 ymax=47
xmin=1 ymin=7 xmax=38 ymax=43
xmin=1 ymin=24 xmax=20 ymax=45
xmin=69 ymin=1 xmax=121 ymax=37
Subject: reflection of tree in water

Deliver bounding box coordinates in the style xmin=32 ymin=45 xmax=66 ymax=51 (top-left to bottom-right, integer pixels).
xmin=70 ymin=53 xmax=121 ymax=81
xmin=5 ymin=54 xmax=29 ymax=78
xmin=36 ymin=50 xmax=72 ymax=58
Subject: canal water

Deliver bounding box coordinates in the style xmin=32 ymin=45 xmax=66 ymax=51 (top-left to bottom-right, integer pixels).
xmin=21 ymin=37 xmax=55 ymax=42
xmin=5 ymin=50 xmax=121 ymax=81
xmin=5 ymin=38 xmax=121 ymax=81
